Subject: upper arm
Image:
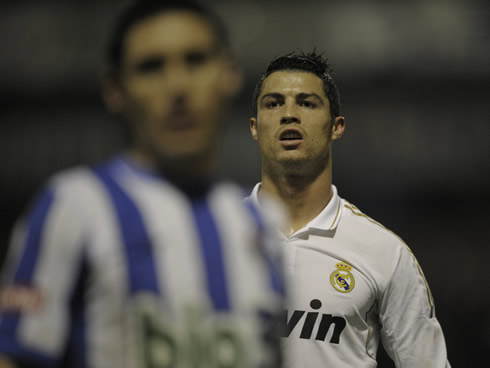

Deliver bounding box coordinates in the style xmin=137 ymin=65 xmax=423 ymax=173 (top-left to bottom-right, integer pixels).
xmin=0 ymin=181 xmax=88 ymax=364
xmin=378 ymin=244 xmax=450 ymax=367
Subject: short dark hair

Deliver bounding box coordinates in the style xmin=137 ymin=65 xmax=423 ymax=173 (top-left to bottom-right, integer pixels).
xmin=107 ymin=0 xmax=230 ymax=71
xmin=252 ymin=50 xmax=341 ymax=118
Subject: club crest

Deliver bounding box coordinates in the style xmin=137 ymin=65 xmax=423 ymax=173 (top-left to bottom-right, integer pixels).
xmin=330 ymin=262 xmax=355 ymax=293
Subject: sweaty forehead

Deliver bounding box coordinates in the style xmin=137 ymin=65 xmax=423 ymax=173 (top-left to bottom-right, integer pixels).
xmin=123 ymin=10 xmax=217 ymax=62
xmin=260 ymin=71 xmax=326 ymax=98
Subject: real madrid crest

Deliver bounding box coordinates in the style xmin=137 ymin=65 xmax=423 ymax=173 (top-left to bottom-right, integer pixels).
xmin=330 ymin=262 xmax=355 ymax=293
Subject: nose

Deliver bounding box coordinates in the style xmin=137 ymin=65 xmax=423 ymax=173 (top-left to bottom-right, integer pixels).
xmin=166 ymin=63 xmax=192 ymax=93
xmin=280 ymin=115 xmax=300 ymax=124
xmin=280 ymin=103 xmax=300 ymax=125
xmin=165 ymin=65 xmax=191 ymax=106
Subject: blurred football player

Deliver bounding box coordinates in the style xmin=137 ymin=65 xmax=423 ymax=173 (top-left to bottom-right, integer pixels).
xmin=0 ymin=1 xmax=283 ymax=367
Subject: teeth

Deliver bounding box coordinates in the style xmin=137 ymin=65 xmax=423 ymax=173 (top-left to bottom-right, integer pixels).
xmin=281 ymin=131 xmax=302 ymax=140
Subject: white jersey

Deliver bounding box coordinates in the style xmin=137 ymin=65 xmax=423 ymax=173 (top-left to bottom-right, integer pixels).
xmin=0 ymin=156 xmax=283 ymax=368
xmin=247 ymin=183 xmax=450 ymax=368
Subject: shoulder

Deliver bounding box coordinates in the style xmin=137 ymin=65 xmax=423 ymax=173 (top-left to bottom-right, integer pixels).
xmin=47 ymin=165 xmax=106 ymax=202
xmin=8 ymin=166 xmax=102 ymax=262
xmin=50 ymin=165 xmax=98 ymax=189
xmin=338 ymin=199 xmax=415 ymax=284
xmin=30 ymin=165 xmax=116 ymax=226
xmin=340 ymin=199 xmax=405 ymax=251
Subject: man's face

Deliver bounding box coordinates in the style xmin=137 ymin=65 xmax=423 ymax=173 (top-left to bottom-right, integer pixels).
xmin=107 ymin=11 xmax=239 ymax=168
xmin=250 ymin=71 xmax=344 ymax=173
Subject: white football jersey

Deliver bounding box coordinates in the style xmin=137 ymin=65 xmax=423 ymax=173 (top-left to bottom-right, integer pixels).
xmin=248 ymin=183 xmax=450 ymax=368
xmin=0 ymin=156 xmax=283 ymax=368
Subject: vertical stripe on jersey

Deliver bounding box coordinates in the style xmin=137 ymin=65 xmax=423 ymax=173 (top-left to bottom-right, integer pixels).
xmin=13 ymin=189 xmax=55 ymax=283
xmin=0 ymin=188 xmax=54 ymax=335
xmin=93 ymin=167 xmax=160 ymax=295
xmin=191 ymin=198 xmax=230 ymax=311
xmin=58 ymin=249 xmax=89 ymax=368
xmin=245 ymin=202 xmax=284 ymax=296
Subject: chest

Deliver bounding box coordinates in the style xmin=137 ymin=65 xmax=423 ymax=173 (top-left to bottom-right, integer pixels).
xmin=282 ymin=236 xmax=379 ymax=338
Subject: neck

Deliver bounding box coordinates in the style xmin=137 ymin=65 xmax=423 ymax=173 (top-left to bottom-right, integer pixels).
xmin=126 ymin=148 xmax=216 ymax=198
xmin=260 ymin=158 xmax=333 ymax=236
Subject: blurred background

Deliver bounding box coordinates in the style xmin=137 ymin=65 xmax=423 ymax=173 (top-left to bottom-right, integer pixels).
xmin=0 ymin=0 xmax=488 ymax=366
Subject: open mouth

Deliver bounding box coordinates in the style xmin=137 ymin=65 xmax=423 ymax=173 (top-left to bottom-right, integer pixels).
xmin=279 ymin=129 xmax=303 ymax=147
xmin=280 ymin=129 xmax=303 ymax=141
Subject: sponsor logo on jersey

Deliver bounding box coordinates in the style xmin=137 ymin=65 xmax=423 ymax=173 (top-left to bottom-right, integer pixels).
xmin=127 ymin=295 xmax=248 ymax=368
xmin=282 ymin=299 xmax=346 ymax=344
xmin=0 ymin=285 xmax=44 ymax=312
xmin=330 ymin=262 xmax=355 ymax=293
xmin=126 ymin=293 xmax=279 ymax=368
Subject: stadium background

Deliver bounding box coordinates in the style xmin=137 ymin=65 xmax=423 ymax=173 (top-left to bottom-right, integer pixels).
xmin=0 ymin=0 xmax=488 ymax=366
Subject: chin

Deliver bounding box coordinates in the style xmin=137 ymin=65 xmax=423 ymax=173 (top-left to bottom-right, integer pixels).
xmin=157 ymin=145 xmax=213 ymax=166
xmin=275 ymin=157 xmax=305 ymax=171
xmin=277 ymin=152 xmax=307 ymax=164
xmin=160 ymin=150 xmax=200 ymax=163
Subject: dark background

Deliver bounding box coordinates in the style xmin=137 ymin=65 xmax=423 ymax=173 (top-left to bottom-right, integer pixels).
xmin=0 ymin=1 xmax=488 ymax=366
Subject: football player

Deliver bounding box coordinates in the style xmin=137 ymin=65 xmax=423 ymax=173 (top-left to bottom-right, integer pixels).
xmin=247 ymin=50 xmax=450 ymax=367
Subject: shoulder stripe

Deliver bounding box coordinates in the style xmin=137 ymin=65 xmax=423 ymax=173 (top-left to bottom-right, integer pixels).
xmin=93 ymin=167 xmax=161 ymax=295
xmin=397 ymin=241 xmax=435 ymax=314
xmin=344 ymin=202 xmax=434 ymax=312
xmin=191 ymin=198 xmax=230 ymax=311
xmin=344 ymin=202 xmax=385 ymax=230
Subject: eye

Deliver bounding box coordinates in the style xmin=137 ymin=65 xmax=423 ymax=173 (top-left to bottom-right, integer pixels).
xmin=186 ymin=51 xmax=209 ymax=67
xmin=135 ymin=57 xmax=164 ymax=74
xmin=300 ymin=100 xmax=316 ymax=108
xmin=265 ymin=101 xmax=279 ymax=108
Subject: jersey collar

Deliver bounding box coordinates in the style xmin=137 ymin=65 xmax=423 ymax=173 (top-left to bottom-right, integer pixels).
xmin=249 ymin=183 xmax=343 ymax=233
xmin=306 ymin=185 xmax=343 ymax=232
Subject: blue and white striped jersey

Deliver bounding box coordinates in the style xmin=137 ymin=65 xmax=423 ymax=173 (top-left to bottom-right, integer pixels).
xmin=0 ymin=156 xmax=283 ymax=368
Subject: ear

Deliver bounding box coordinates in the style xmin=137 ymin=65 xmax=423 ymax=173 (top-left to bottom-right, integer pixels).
xmin=331 ymin=116 xmax=345 ymax=141
xmin=250 ymin=117 xmax=259 ymax=141
xmin=101 ymin=70 xmax=125 ymax=115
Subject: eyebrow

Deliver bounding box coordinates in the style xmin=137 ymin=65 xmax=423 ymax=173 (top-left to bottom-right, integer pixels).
xmin=134 ymin=55 xmax=164 ymax=72
xmin=260 ymin=92 xmax=324 ymax=103
xmin=260 ymin=93 xmax=284 ymax=102
xmin=297 ymin=93 xmax=324 ymax=104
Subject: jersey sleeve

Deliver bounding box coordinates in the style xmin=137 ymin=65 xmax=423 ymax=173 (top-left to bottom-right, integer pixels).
xmin=378 ymin=242 xmax=451 ymax=367
xmin=0 ymin=178 xmax=87 ymax=366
